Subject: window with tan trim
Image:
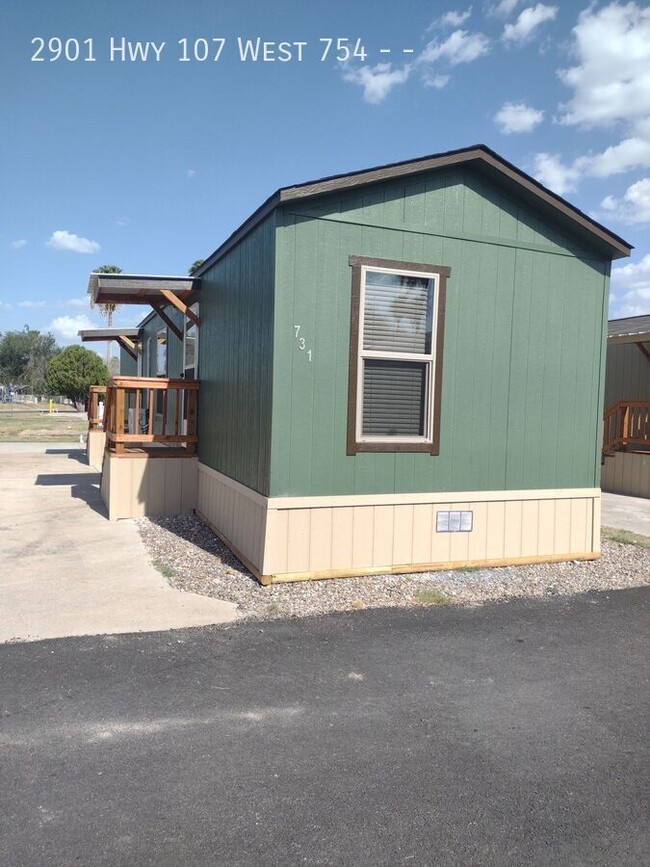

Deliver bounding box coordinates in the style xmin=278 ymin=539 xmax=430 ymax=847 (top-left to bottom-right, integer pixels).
xmin=347 ymin=256 xmax=449 ymax=455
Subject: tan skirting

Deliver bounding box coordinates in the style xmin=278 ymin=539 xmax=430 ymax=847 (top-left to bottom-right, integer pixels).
xmin=602 ymin=451 xmax=650 ymax=499
xmin=102 ymin=452 xmax=198 ymax=521
xmin=86 ymin=429 xmax=106 ymax=470
xmin=197 ymin=463 xmax=600 ymax=585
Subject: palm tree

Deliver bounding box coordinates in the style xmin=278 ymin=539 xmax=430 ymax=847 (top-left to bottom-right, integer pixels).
xmin=91 ymin=264 xmax=123 ymax=367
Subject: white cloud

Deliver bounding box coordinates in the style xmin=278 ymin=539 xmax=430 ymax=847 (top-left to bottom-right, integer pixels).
xmin=47 ymin=314 xmax=97 ymax=343
xmin=503 ymin=4 xmax=557 ymax=44
xmin=116 ymin=216 xmax=130 ymax=227
xmin=10 ymin=239 xmax=27 ymax=250
xmin=342 ymin=62 xmax=411 ymax=104
xmin=17 ymin=300 xmax=47 ymax=308
xmin=422 ymin=71 xmax=450 ymax=90
xmin=584 ymin=136 xmax=650 ymax=177
xmin=494 ymin=101 xmax=544 ymax=133
xmin=343 ymin=21 xmax=488 ymax=103
xmin=559 ymin=3 xmax=650 ymax=128
xmin=532 ymin=135 xmax=650 ymax=195
xmin=531 ymin=152 xmax=580 ymax=195
xmin=46 ymin=230 xmax=100 ymax=254
xmin=0 ymin=301 xmax=13 ymax=310
xmin=610 ymin=254 xmax=650 ymax=317
xmin=186 ymin=169 xmax=196 ymax=179
xmin=490 ymin=0 xmax=521 ymax=16
xmin=599 ymin=177 xmax=650 ymax=224
xmin=66 ymin=297 xmax=88 ymax=308
xmin=420 ymin=29 xmax=490 ymax=66
xmin=429 ymin=9 xmax=473 ymax=30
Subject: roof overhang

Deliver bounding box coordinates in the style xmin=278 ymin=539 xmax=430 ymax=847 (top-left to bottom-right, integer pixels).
xmin=78 ymin=328 xmax=142 ymax=342
xmin=78 ymin=327 xmax=144 ymax=360
xmin=608 ymin=315 xmax=650 ymax=345
xmin=87 ymin=273 xmax=199 ymax=306
xmin=87 ymin=273 xmax=201 ymax=333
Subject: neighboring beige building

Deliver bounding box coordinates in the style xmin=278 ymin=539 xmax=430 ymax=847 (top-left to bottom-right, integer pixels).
xmin=602 ymin=316 xmax=650 ymax=499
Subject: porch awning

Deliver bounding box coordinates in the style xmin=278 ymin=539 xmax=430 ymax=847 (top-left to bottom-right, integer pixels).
xmin=87 ymin=273 xmax=200 ymax=328
xmin=79 ymin=328 xmax=142 ymax=341
xmin=78 ymin=328 xmax=143 ymax=360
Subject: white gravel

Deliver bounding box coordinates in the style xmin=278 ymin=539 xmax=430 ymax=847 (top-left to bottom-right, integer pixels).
xmin=137 ymin=514 xmax=650 ymax=621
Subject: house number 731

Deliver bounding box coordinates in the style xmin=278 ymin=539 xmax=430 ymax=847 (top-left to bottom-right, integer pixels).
xmin=294 ymin=325 xmax=312 ymax=362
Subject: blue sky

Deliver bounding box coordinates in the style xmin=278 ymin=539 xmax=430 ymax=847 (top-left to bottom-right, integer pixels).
xmin=1 ymin=0 xmax=649 ymax=354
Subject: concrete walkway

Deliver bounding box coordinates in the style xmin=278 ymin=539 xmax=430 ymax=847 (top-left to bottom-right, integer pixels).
xmin=0 ymin=445 xmax=238 ymax=643
xmin=601 ymin=491 xmax=650 ymax=537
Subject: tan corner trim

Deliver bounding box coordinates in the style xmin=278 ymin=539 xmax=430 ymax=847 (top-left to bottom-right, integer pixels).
xmin=197 ymin=463 xmax=268 ymax=508
xmin=260 ymin=552 xmax=600 ymax=585
xmin=195 ymin=509 xmax=268 ymax=586
xmin=267 ymin=488 xmax=601 ymax=511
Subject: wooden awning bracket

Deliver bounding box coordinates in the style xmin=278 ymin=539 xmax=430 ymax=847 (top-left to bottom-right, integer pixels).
xmin=635 ymin=342 xmax=650 ymax=363
xmin=116 ymin=336 xmax=139 ymax=361
xmin=160 ymin=289 xmax=201 ymax=327
xmin=151 ymin=302 xmax=184 ymax=340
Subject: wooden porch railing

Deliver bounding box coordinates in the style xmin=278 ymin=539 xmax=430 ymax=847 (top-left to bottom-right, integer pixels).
xmin=102 ymin=376 xmax=199 ymax=456
xmin=603 ymin=400 xmax=650 ymax=454
xmin=87 ymin=385 xmax=106 ymax=431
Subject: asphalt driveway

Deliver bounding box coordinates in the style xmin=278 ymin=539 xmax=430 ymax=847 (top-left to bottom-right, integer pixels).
xmin=1 ymin=589 xmax=647 ymax=865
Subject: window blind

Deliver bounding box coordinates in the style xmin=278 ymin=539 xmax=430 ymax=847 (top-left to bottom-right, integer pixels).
xmin=363 ymin=271 xmax=433 ymax=354
xmin=362 ymin=359 xmax=427 ymax=437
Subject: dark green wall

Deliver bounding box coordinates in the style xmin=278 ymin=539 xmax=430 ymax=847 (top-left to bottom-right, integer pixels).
xmin=268 ymin=166 xmax=610 ymax=497
xmin=166 ymin=308 xmax=185 ymax=378
xmin=197 ymin=215 xmax=276 ymax=495
xmin=119 ymin=347 xmax=137 ymax=376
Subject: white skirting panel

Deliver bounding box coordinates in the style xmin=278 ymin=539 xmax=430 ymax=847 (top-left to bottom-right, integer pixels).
xmin=196 ymin=463 xmax=600 ymax=584
xmin=602 ymin=451 xmax=650 ymax=499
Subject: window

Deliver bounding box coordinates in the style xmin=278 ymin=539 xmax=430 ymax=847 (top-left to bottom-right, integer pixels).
xmin=156 ymin=329 xmax=167 ymax=377
xmin=155 ymin=329 xmax=168 ymax=417
xmin=347 ymin=256 xmax=449 ymax=455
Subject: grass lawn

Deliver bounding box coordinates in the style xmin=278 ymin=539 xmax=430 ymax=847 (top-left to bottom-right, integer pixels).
xmin=0 ymin=404 xmax=88 ymax=442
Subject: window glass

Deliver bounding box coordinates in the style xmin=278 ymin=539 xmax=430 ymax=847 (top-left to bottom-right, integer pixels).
xmin=363 ymin=272 xmax=433 ymax=355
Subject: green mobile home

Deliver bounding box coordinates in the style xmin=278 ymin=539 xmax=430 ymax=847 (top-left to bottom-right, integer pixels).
xmin=86 ymin=145 xmax=632 ymax=583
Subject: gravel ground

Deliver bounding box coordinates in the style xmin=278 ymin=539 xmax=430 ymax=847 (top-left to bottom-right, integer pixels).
xmin=137 ymin=514 xmax=650 ymax=621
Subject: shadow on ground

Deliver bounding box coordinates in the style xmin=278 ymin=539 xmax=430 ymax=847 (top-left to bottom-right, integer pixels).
xmin=45 ymin=448 xmax=87 ymax=465
xmin=34 ymin=472 xmax=107 ymax=518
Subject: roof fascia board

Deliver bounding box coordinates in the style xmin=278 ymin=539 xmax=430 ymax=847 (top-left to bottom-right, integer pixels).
xmin=607 ymin=334 xmax=650 ymax=345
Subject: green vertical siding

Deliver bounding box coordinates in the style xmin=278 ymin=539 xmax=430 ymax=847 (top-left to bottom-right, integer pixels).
xmin=197 ymin=215 xmax=275 ymax=495
xmin=605 ymin=343 xmax=650 ymax=406
xmin=119 ymin=347 xmax=137 ymax=376
xmin=269 ymin=167 xmax=609 ymax=497
xmin=166 ymin=307 xmax=185 ymax=378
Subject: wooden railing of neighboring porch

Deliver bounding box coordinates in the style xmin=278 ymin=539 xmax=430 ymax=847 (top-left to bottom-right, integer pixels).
xmin=603 ymin=400 xmax=650 ymax=454
xmin=87 ymin=385 xmax=106 ymax=431
xmin=102 ymin=376 xmax=199 ymax=456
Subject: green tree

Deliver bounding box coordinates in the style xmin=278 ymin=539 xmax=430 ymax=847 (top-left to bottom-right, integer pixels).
xmin=0 ymin=326 xmax=59 ymax=394
xmin=188 ymin=259 xmax=204 ymax=276
xmin=47 ymin=345 xmax=109 ymax=409
xmin=91 ymin=264 xmax=123 ymax=367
